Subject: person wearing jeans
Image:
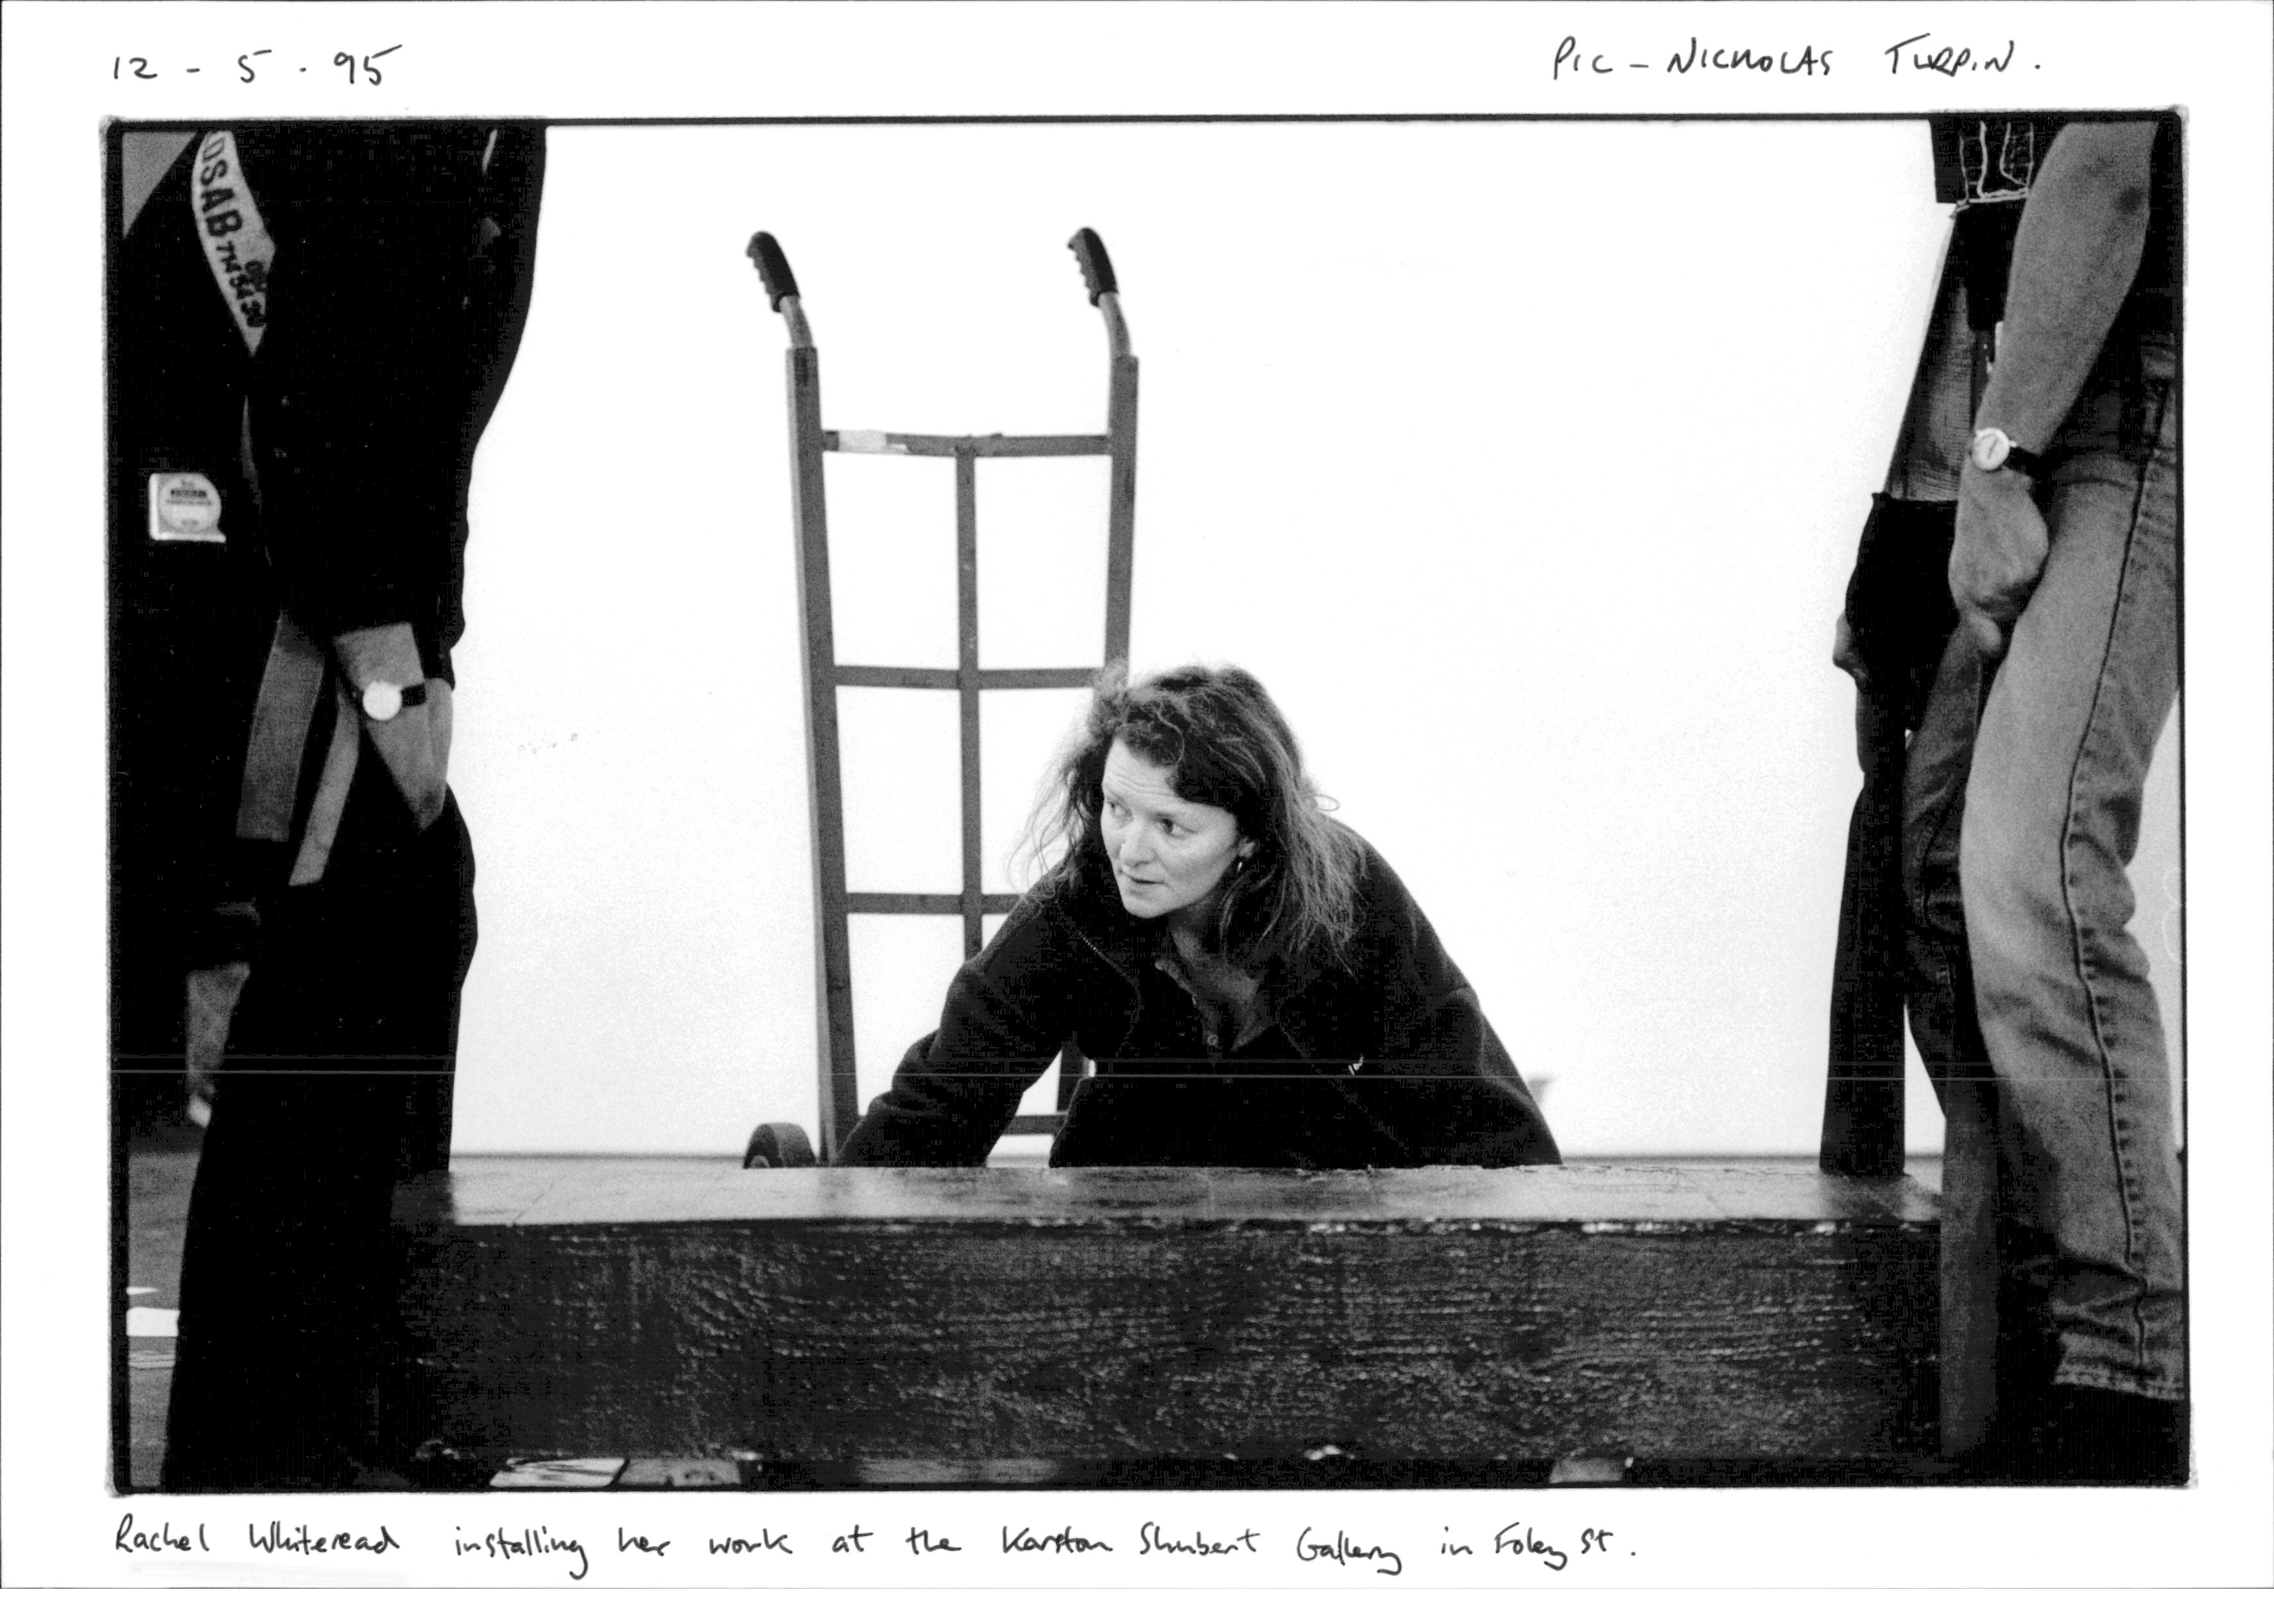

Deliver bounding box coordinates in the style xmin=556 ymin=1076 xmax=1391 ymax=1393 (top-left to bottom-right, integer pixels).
xmin=1876 ymin=119 xmax=2184 ymax=1480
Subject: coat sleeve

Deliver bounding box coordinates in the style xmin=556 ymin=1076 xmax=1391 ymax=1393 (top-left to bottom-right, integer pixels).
xmin=249 ymin=125 xmax=544 ymax=685
xmin=252 ymin=162 xmax=472 ymax=650
xmin=1326 ymin=847 xmax=1562 ymax=1167
xmin=832 ymin=897 xmax=1082 ymax=1167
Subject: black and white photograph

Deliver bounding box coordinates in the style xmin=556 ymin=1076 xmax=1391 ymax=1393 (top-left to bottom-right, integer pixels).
xmin=7 ymin=0 xmax=2271 ymax=1598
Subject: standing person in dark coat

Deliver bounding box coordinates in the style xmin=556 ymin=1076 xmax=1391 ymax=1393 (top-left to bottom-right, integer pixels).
xmin=836 ymin=664 xmax=1560 ymax=1170
xmin=109 ymin=122 xmax=544 ymax=1490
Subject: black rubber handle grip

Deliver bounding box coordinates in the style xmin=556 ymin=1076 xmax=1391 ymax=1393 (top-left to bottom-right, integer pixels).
xmin=747 ymin=232 xmax=799 ymax=310
xmin=1067 ymin=228 xmax=1117 ymax=305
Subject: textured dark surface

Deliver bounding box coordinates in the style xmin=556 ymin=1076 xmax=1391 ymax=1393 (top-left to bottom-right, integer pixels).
xmin=399 ymin=1161 xmax=1939 ymax=1470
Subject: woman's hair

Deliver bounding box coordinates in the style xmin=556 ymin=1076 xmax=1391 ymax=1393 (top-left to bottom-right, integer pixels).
xmin=1026 ymin=663 xmax=1364 ymax=969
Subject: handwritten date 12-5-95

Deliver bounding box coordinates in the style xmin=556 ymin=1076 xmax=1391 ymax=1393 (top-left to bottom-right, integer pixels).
xmin=112 ymin=47 xmax=401 ymax=85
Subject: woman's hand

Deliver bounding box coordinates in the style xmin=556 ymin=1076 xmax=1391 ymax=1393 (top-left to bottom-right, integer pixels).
xmin=1949 ymin=467 xmax=2051 ymax=660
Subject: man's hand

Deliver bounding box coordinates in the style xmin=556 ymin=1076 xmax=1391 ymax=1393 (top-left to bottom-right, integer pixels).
xmin=1949 ymin=468 xmax=2051 ymax=659
xmin=334 ymin=625 xmax=451 ymax=830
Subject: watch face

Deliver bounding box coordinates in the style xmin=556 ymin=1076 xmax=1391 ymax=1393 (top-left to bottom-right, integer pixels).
xmin=1970 ymin=427 xmax=2011 ymax=472
xmin=361 ymin=681 xmax=404 ymax=722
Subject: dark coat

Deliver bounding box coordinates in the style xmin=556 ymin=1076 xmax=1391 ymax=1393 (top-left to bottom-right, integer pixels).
xmin=136 ymin=124 xmax=545 ymax=1489
xmin=114 ymin=124 xmax=546 ymax=681
xmin=109 ymin=124 xmax=542 ymax=1060
xmin=836 ymin=837 xmax=1560 ymax=1169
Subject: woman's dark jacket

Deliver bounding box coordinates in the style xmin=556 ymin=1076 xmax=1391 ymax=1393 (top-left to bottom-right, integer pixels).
xmin=836 ymin=838 xmax=1560 ymax=1168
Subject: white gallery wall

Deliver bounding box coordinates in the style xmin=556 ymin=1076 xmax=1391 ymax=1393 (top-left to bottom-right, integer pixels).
xmin=430 ymin=119 xmax=2182 ymax=1156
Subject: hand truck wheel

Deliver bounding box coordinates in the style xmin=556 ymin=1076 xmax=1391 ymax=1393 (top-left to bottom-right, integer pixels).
xmin=744 ymin=1121 xmax=818 ymax=1169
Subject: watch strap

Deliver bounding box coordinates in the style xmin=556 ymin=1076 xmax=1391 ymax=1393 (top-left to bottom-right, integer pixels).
xmin=1999 ymin=441 xmax=2053 ymax=480
xmin=1972 ymin=425 xmax=2053 ymax=480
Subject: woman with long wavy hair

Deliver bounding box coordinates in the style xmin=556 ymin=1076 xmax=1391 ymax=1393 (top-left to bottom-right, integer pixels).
xmin=834 ymin=663 xmax=1558 ymax=1168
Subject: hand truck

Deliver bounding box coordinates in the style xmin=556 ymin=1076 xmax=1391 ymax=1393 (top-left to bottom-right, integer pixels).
xmin=743 ymin=228 xmax=1137 ymax=1167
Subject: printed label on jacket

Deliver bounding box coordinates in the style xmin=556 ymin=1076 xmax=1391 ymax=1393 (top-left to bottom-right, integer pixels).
xmin=193 ymin=130 xmax=275 ymax=354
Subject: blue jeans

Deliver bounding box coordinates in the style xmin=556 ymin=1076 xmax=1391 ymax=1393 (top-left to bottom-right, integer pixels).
xmin=1904 ymin=334 xmax=2182 ymax=1403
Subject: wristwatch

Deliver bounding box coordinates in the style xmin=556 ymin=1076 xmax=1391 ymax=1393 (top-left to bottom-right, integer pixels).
xmin=1970 ymin=427 xmax=2053 ymax=481
xmin=359 ymin=680 xmax=429 ymax=722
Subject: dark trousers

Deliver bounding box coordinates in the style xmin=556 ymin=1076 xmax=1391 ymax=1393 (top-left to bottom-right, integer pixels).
xmin=162 ymin=760 xmax=475 ymax=1490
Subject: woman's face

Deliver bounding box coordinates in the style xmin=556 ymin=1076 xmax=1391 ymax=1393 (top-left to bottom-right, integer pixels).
xmin=1099 ymin=739 xmax=1253 ymax=927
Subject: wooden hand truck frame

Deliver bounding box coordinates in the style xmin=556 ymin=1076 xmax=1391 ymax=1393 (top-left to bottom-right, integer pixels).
xmin=743 ymin=228 xmax=1137 ymax=1168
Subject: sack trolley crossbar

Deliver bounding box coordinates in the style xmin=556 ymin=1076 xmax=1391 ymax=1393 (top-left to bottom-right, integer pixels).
xmin=745 ymin=228 xmax=1137 ymax=1166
